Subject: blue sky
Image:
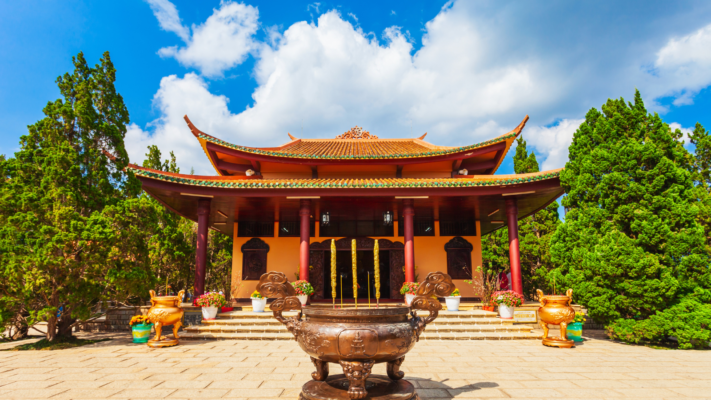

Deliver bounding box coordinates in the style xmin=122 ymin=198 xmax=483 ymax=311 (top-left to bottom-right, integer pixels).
xmin=2 ymin=0 xmax=711 ymax=177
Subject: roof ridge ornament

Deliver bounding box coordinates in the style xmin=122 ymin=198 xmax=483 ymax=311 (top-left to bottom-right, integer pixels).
xmin=336 ymin=126 xmax=378 ymax=140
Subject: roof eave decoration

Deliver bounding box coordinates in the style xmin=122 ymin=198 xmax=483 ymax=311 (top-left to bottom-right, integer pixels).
xmin=489 ymin=115 xmax=529 ymax=174
xmin=129 ymin=164 xmax=562 ymax=190
xmin=186 ymin=115 xmax=530 ymax=163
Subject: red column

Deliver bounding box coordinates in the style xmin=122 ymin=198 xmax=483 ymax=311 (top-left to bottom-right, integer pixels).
xmin=195 ymin=198 xmax=211 ymax=297
xmin=299 ymin=199 xmax=311 ymax=281
xmin=403 ymin=199 xmax=415 ymax=282
xmin=506 ymin=197 xmax=523 ymax=296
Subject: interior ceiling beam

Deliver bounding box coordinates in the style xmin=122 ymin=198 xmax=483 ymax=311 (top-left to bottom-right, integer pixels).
xmin=250 ymin=160 xmax=261 ymax=171
xmin=452 ymin=159 xmax=463 ymax=170
xmin=464 ymin=158 xmax=498 ymax=172
xmin=311 ymin=166 xmax=318 ymax=179
xmin=486 ymin=150 xmax=505 ymax=174
xmin=396 ymin=165 xmax=403 ymax=178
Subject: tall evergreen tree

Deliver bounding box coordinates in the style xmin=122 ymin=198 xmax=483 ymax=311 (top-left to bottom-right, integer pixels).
xmin=551 ymin=90 xmax=711 ymax=348
xmin=0 ymin=52 xmax=154 ymax=341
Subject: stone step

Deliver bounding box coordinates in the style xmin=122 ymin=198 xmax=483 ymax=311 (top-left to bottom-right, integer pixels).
xmin=215 ymin=309 xmax=498 ymax=319
xmin=200 ymin=316 xmax=509 ymax=327
xmin=420 ymin=331 xmax=542 ymax=340
xmin=180 ymin=330 xmax=541 ymax=341
xmin=186 ymin=323 xmax=532 ymax=334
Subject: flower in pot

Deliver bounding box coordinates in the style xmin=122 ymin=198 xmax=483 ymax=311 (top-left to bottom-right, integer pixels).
xmin=250 ymin=290 xmax=268 ymax=312
xmin=400 ymin=282 xmax=421 ymax=306
xmin=291 ymin=280 xmax=314 ymax=306
xmin=465 ymin=265 xmax=502 ymax=312
xmin=195 ymin=292 xmax=228 ymax=320
xmin=492 ymin=290 xmax=524 ymax=319
xmin=567 ymin=312 xmax=586 ymax=342
xmin=445 ymin=288 xmax=461 ymax=311
xmin=129 ymin=315 xmax=153 ymax=343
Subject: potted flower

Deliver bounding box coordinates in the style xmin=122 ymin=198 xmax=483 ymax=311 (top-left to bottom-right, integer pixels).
xmin=466 ymin=265 xmax=501 ymax=312
xmin=567 ymin=312 xmax=586 ymax=342
xmin=492 ymin=290 xmax=524 ymax=319
xmin=291 ymin=280 xmax=314 ymax=306
xmin=400 ymin=282 xmax=420 ymax=306
xmin=129 ymin=315 xmax=153 ymax=344
xmin=195 ymin=292 xmax=228 ymax=320
xmin=251 ymin=290 xmax=267 ymax=312
xmin=445 ymin=288 xmax=461 ymax=311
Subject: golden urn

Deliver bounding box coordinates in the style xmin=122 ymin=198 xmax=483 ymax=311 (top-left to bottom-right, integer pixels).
xmin=146 ymin=289 xmax=185 ymax=348
xmin=536 ymin=288 xmax=576 ymax=348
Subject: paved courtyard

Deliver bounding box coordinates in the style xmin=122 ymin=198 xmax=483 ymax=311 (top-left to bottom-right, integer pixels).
xmin=0 ymin=334 xmax=709 ymax=400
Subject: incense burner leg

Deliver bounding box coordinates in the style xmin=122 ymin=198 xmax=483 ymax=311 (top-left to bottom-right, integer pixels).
xmin=153 ymin=322 xmax=164 ymax=341
xmin=559 ymin=321 xmax=568 ymax=340
xmin=539 ymin=320 xmax=549 ymax=339
xmin=339 ymin=360 xmax=374 ymax=400
xmin=310 ymin=357 xmax=329 ymax=381
xmin=386 ymin=356 xmax=405 ymax=380
xmin=172 ymin=320 xmax=182 ymax=340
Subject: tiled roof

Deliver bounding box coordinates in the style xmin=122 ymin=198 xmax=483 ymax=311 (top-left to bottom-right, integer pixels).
xmin=198 ymin=133 xmax=517 ymax=160
xmin=186 ymin=115 xmax=528 ymax=160
xmin=128 ymin=166 xmax=561 ymax=189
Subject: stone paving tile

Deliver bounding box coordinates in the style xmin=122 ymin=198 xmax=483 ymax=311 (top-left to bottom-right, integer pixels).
xmin=209 ymin=380 xmax=264 ymax=389
xmin=171 ymin=388 xmax=232 ymax=398
xmin=0 ymin=388 xmax=70 ymax=399
xmin=155 ymin=379 xmax=212 ymax=389
xmin=226 ymin=388 xmax=285 ymax=397
xmin=110 ymin=388 xmax=177 ymax=398
xmin=51 ymin=388 xmax=125 ymax=398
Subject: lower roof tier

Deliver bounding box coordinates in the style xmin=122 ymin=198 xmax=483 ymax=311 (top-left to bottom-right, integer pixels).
xmin=131 ymin=165 xmax=564 ymax=237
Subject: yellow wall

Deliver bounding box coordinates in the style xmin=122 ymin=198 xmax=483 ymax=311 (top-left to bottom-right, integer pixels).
xmin=231 ymin=221 xmax=483 ymax=299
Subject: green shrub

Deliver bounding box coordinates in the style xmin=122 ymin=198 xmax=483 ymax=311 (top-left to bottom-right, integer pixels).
xmin=607 ymin=297 xmax=711 ymax=349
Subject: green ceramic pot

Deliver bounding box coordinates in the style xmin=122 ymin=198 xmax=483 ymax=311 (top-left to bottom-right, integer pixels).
xmin=131 ymin=324 xmax=153 ymax=343
xmin=567 ymin=322 xmax=583 ymax=342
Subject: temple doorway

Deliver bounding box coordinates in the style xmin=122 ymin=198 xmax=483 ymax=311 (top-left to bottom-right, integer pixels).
xmin=324 ymin=250 xmax=391 ymax=300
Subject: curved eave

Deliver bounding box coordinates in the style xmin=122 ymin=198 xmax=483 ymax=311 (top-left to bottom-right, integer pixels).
xmin=185 ymin=115 xmax=528 ymax=175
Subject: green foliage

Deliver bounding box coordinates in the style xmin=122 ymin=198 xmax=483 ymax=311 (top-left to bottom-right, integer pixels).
xmin=607 ymin=298 xmax=711 ymax=349
xmin=480 ymin=136 xmax=560 ymax=299
xmin=0 ymin=52 xmax=151 ymax=341
xmin=550 ymin=90 xmax=711 ymax=344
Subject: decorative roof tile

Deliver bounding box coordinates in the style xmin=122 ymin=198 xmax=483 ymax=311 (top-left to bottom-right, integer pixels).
xmin=128 ymin=166 xmax=561 ymax=189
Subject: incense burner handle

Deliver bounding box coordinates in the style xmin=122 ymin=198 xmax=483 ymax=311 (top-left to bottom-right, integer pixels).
xmin=409 ymin=272 xmax=455 ymax=341
xmin=256 ymin=272 xmax=302 ymax=339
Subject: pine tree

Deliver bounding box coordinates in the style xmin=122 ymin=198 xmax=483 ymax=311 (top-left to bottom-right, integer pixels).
xmin=551 ymin=90 xmax=711 ymax=348
xmin=0 ymin=52 xmax=154 ymax=341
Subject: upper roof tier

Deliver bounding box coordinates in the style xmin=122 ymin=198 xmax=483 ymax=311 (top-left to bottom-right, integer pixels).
xmin=186 ymin=115 xmax=529 ymax=177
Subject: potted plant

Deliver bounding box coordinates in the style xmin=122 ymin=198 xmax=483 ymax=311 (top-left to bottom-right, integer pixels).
xmin=445 ymin=288 xmax=461 ymax=311
xmin=492 ymin=290 xmax=524 ymax=319
xmin=291 ymin=280 xmax=314 ymax=306
xmin=196 ymin=292 xmax=228 ymax=320
xmin=400 ymin=282 xmax=420 ymax=306
xmin=251 ymin=290 xmax=267 ymax=312
xmin=129 ymin=315 xmax=153 ymax=344
xmin=466 ymin=265 xmax=501 ymax=312
xmin=567 ymin=312 xmax=586 ymax=342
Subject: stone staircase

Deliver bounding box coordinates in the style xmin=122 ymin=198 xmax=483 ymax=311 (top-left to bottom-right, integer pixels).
xmin=182 ymin=309 xmax=541 ymax=341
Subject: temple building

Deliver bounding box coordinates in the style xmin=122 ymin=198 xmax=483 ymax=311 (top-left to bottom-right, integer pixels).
xmin=131 ymin=115 xmax=564 ymax=302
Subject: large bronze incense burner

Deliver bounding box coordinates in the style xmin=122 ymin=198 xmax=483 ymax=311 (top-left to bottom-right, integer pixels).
xmin=537 ymin=288 xmax=576 ymax=348
xmin=256 ymin=271 xmax=455 ymax=400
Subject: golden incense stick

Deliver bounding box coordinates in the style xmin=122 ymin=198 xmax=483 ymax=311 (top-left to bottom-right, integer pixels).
xmin=331 ymin=239 xmax=336 ymax=309
xmin=352 ymin=239 xmax=358 ymax=309
xmin=368 ymin=271 xmax=371 ymax=309
xmin=340 ymin=275 xmax=343 ymax=308
xmin=374 ymin=239 xmax=380 ymax=308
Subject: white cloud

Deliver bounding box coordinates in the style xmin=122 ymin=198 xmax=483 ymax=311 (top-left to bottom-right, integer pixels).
xmin=650 ymin=24 xmax=711 ymax=106
xmin=126 ymin=73 xmax=241 ymax=173
xmin=523 ymin=119 xmax=584 ymax=170
xmin=668 ymin=122 xmax=694 ymax=137
xmin=146 ymin=0 xmax=190 ymax=41
xmin=133 ymin=1 xmax=711 ymax=174
xmin=157 ymin=1 xmax=259 ymax=77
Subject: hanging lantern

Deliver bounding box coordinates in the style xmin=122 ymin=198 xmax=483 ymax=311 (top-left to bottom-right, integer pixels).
xmin=383 ymin=211 xmax=393 ymax=226
xmin=321 ymin=211 xmax=330 ymax=226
